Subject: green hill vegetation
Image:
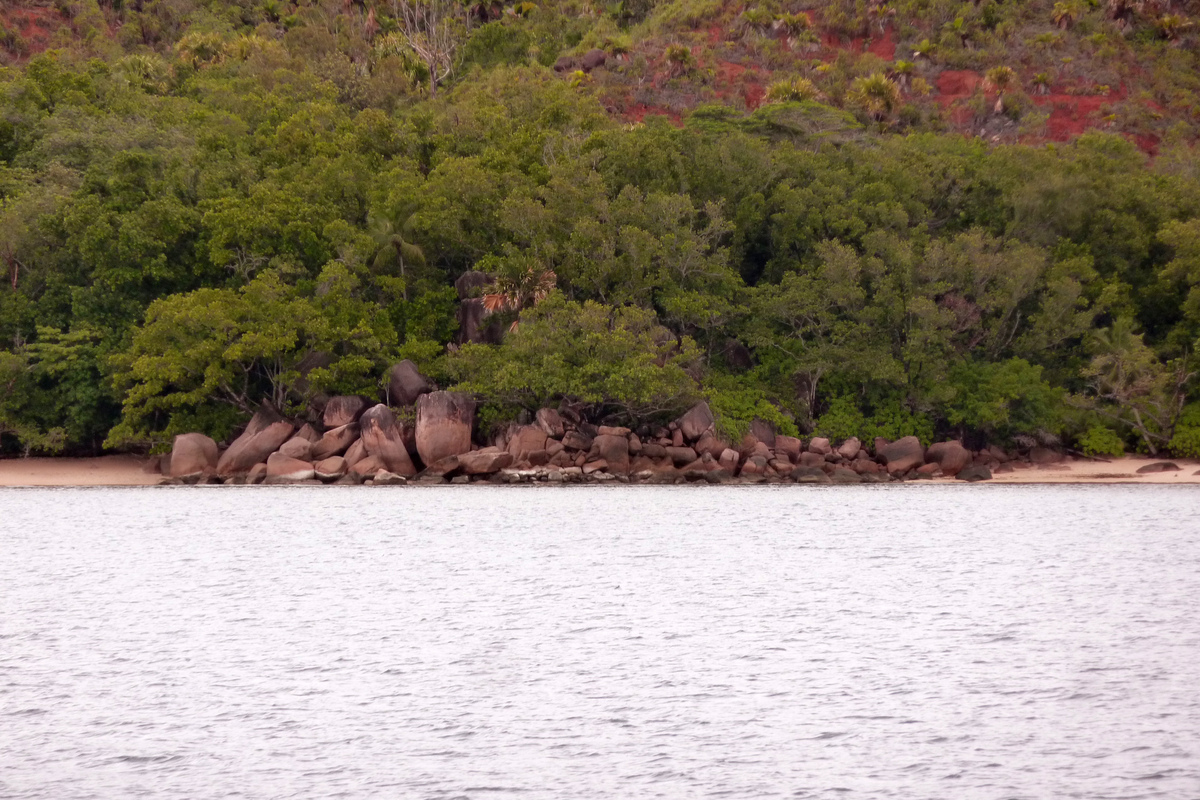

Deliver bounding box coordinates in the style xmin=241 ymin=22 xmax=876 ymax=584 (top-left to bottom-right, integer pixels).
xmin=3 ymin=0 xmax=1200 ymax=457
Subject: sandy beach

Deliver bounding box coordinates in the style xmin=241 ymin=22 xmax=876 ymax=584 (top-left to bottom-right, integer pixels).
xmin=0 ymin=456 xmax=161 ymax=487
xmin=983 ymin=456 xmax=1200 ymax=484
xmin=0 ymin=455 xmax=1198 ymax=487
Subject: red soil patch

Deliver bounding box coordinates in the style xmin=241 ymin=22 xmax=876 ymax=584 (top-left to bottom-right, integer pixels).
xmin=1 ymin=6 xmax=68 ymax=59
xmin=818 ymin=25 xmax=896 ymax=61
xmin=743 ymin=80 xmax=765 ymax=110
xmin=1030 ymin=89 xmax=1120 ymax=141
xmin=712 ymin=60 xmax=767 ymax=111
xmin=715 ymin=60 xmax=747 ymax=81
xmin=936 ymin=70 xmax=982 ymax=98
xmin=865 ymin=25 xmax=896 ymax=60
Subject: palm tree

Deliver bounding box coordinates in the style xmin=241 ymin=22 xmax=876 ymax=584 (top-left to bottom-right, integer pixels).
xmin=890 ymin=60 xmax=915 ymax=91
xmin=664 ymin=44 xmax=694 ymax=78
xmin=1052 ymin=0 xmax=1084 ymax=29
xmin=1082 ymin=317 xmax=1194 ymax=454
xmin=482 ymin=266 xmax=556 ymax=331
xmin=848 ymin=73 xmax=901 ymax=122
xmin=119 ymin=53 xmax=170 ymax=93
xmin=983 ymin=65 xmax=1018 ymax=113
xmin=773 ymin=12 xmax=811 ymax=38
xmin=175 ymin=31 xmax=226 ymax=69
xmin=369 ymin=212 xmax=426 ymax=300
xmin=1156 ymin=13 xmax=1192 ymax=40
xmin=739 ymin=8 xmax=774 ymax=35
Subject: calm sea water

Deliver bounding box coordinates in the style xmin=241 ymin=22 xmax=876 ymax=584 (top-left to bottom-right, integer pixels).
xmin=2 ymin=485 xmax=1198 ymax=799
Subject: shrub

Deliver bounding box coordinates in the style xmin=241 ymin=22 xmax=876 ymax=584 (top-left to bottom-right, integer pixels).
xmin=705 ymin=375 xmax=799 ymax=442
xmin=813 ymin=396 xmax=866 ymax=443
xmin=814 ymin=396 xmax=935 ymax=445
xmin=862 ymin=401 xmax=935 ymax=446
xmin=1169 ymin=403 xmax=1200 ymax=458
xmin=945 ymin=358 xmax=1065 ymax=440
xmin=1078 ymin=425 xmax=1125 ymax=457
xmin=847 ymin=73 xmax=901 ymax=121
xmin=764 ymin=76 xmax=821 ymax=103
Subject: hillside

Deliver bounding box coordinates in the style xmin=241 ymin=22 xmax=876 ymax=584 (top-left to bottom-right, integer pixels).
xmin=6 ymin=0 xmax=1200 ymax=150
xmin=3 ymin=0 xmax=1200 ymax=460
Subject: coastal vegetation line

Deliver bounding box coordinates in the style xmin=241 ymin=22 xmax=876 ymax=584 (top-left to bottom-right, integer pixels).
xmin=4 ymin=0 xmax=1200 ymax=466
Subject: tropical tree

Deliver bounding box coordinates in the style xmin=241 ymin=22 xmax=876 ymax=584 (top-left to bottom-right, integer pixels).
xmin=1156 ymin=13 xmax=1192 ymax=40
xmin=448 ymin=293 xmax=701 ymax=420
xmin=983 ymin=65 xmax=1018 ymax=113
xmin=369 ymin=212 xmax=426 ymax=300
xmin=108 ymin=266 xmax=398 ymax=446
xmin=664 ymin=44 xmax=694 ymax=78
xmin=175 ymin=32 xmax=225 ymax=68
xmin=1080 ymin=318 xmax=1196 ymax=454
xmin=890 ymin=60 xmax=915 ymax=91
xmin=1052 ymin=0 xmax=1085 ymax=29
xmin=393 ymin=0 xmax=470 ymax=96
xmin=773 ymin=12 xmax=812 ymax=38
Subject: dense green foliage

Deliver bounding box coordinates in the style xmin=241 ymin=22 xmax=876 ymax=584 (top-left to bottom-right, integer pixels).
xmin=2 ymin=0 xmax=1200 ymax=456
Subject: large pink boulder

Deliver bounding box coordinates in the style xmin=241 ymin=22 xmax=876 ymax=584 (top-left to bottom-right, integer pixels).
xmin=507 ymin=425 xmax=549 ymax=463
xmin=880 ymin=436 xmax=925 ymax=475
xmin=457 ymin=450 xmax=514 ymax=475
xmin=926 ymin=441 xmax=971 ymax=477
xmin=750 ymin=419 xmax=776 ymax=447
xmin=665 ymin=446 xmax=698 ymax=467
xmin=808 ymin=437 xmax=832 ymax=455
xmin=350 ymin=454 xmax=384 ymax=477
xmin=311 ymin=423 xmax=359 ymax=461
xmin=293 ymin=423 xmax=321 ymax=443
xmin=168 ymin=433 xmax=218 ymax=478
xmin=343 ymin=438 xmax=368 ymax=467
xmin=278 ymin=437 xmax=313 ymax=461
xmin=266 ymin=453 xmax=315 ymax=480
xmin=695 ymin=432 xmax=728 ymax=459
xmin=536 ymin=408 xmax=565 ymax=438
xmin=217 ymin=411 xmax=295 ymax=476
xmin=323 ymin=396 xmax=369 ymax=429
xmin=387 ymin=360 xmax=433 ymax=406
xmin=837 ymin=437 xmax=861 ymax=460
xmin=359 ymin=404 xmax=417 ymax=476
xmin=415 ymin=391 xmax=475 ymax=466
xmin=315 ymin=456 xmax=347 ymax=481
xmin=676 ymin=401 xmax=715 ymax=442
xmin=589 ymin=433 xmax=630 ymax=474
xmin=773 ymin=435 xmax=802 ymax=460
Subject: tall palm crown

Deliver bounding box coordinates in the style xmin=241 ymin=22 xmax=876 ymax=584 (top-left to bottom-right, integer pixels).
xmin=369 ymin=212 xmax=426 ymax=299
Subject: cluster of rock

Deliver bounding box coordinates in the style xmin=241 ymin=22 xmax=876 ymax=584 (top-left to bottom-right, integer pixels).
xmin=553 ymin=48 xmax=609 ymax=75
xmin=161 ymin=372 xmax=1057 ymax=486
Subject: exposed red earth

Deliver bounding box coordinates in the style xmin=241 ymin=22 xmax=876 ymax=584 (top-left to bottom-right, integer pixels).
xmin=0 ymin=5 xmax=69 ymax=61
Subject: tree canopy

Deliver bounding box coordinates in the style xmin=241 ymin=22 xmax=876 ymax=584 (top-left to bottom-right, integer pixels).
xmin=2 ymin=0 xmax=1200 ymax=455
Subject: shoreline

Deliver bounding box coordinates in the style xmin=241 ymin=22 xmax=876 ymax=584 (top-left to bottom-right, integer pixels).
xmin=1 ymin=455 xmax=1198 ymax=487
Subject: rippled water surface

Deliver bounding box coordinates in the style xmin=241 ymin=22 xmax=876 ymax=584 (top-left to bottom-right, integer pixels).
xmin=2 ymin=485 xmax=1199 ymax=799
